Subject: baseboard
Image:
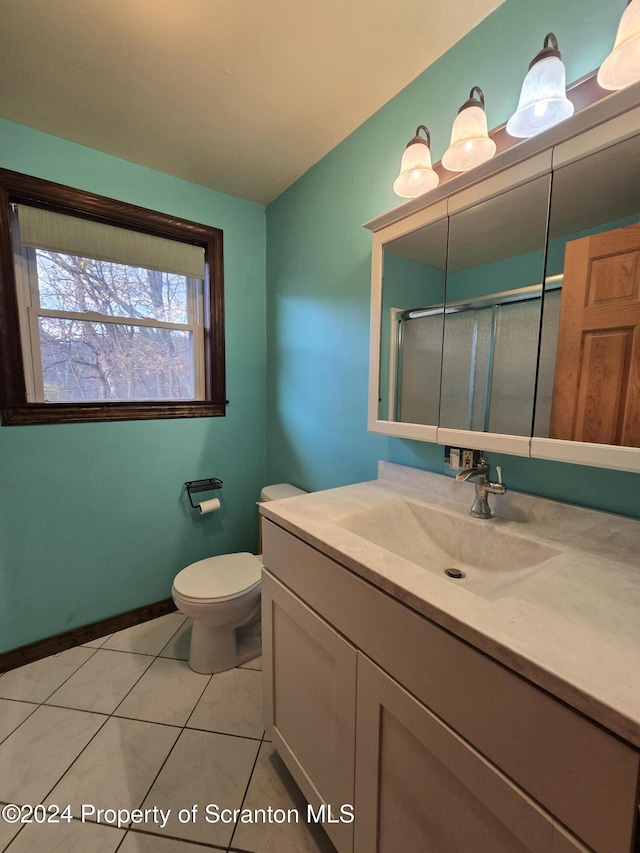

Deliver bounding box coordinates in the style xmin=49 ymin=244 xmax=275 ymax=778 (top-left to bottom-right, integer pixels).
xmin=0 ymin=598 xmax=178 ymax=674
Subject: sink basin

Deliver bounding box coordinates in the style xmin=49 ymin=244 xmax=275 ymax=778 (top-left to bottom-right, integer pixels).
xmin=331 ymin=496 xmax=561 ymax=596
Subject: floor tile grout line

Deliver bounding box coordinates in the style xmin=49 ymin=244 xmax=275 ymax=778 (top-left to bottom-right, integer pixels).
xmin=0 ymin=797 xmax=27 ymax=853
xmin=41 ymin=703 xmax=185 ymax=733
xmin=127 ymin=711 xmax=195 ymax=829
xmin=79 ymin=646 xmax=163 ymax=659
xmin=183 ymin=724 xmax=264 ymax=742
xmin=35 ymin=711 xmax=112 ymax=811
xmin=106 ymin=818 xmax=129 ymax=853
xmin=119 ymin=823 xmax=229 ymax=850
xmin=0 ymin=823 xmax=24 ymax=853
xmin=109 ymin=658 xmax=212 ymax=727
xmin=225 ymin=732 xmax=266 ymax=852
xmin=99 ymin=620 xmax=184 ymax=716
xmin=0 ymin=696 xmax=40 ymax=708
xmin=38 ymin=645 xmax=102 ymax=705
xmin=184 ymin=663 xmax=263 ymax=735
xmin=0 ymin=717 xmax=112 ymax=852
xmin=102 ymin=618 xmax=194 ymax=719
xmin=0 ymin=701 xmax=40 ymax=749
xmin=101 ymin=614 xmax=189 ymax=659
xmin=101 ymin=651 xmax=163 ymax=718
xmin=182 ymin=670 xmax=216 ymax=729
xmin=154 ymin=613 xmax=189 ymax=659
xmin=0 ymin=647 xmax=105 ymax=765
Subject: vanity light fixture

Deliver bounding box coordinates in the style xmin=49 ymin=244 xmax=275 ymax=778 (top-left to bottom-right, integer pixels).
xmin=506 ymin=33 xmax=574 ymax=138
xmin=442 ymin=87 xmax=496 ymax=172
xmin=393 ymin=125 xmax=439 ymax=198
xmin=598 ymin=0 xmax=640 ymax=90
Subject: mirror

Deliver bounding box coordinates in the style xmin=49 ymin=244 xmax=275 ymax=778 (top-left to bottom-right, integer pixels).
xmin=534 ymin=133 xmax=640 ymax=448
xmin=367 ymin=87 xmax=640 ymax=470
xmin=440 ymin=176 xmax=550 ymax=437
xmin=379 ymin=217 xmax=448 ymax=424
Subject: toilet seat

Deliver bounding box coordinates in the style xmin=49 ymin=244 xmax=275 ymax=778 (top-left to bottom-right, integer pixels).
xmin=173 ymin=552 xmax=262 ymax=604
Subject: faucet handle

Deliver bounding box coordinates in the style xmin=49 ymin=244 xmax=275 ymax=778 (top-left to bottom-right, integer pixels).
xmin=495 ymin=465 xmax=503 ymax=485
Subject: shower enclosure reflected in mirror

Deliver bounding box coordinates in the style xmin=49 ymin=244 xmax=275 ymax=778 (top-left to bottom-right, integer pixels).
xmin=440 ymin=175 xmax=551 ymax=437
xmin=379 ymin=217 xmax=447 ymax=425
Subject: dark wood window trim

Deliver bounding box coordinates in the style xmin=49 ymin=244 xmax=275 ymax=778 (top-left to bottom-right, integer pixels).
xmin=0 ymin=168 xmax=226 ymax=425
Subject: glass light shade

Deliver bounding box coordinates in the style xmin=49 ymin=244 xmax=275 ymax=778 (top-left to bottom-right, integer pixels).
xmin=597 ymin=0 xmax=640 ymax=90
xmin=442 ymin=105 xmax=496 ymax=172
xmin=393 ymin=137 xmax=439 ymax=198
xmin=507 ymin=55 xmax=574 ymax=138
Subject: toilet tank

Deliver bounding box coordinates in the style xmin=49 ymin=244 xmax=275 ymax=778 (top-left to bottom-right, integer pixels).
xmin=258 ymin=484 xmax=306 ymax=551
xmin=260 ymin=483 xmax=307 ymax=502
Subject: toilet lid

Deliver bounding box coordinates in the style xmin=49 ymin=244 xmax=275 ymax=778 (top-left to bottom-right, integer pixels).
xmin=173 ymin=552 xmax=262 ymax=601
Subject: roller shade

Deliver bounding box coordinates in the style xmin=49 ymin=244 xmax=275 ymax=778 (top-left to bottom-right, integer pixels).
xmin=17 ymin=204 xmax=205 ymax=280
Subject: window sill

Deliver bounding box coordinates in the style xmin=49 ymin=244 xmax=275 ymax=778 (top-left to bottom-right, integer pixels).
xmin=1 ymin=400 xmax=227 ymax=426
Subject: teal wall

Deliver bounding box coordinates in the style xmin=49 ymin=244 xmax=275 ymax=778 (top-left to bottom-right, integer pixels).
xmin=0 ymin=119 xmax=267 ymax=653
xmin=265 ymin=0 xmax=640 ymax=517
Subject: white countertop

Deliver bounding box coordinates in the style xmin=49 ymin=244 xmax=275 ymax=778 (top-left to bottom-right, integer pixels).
xmin=260 ymin=462 xmax=640 ymax=748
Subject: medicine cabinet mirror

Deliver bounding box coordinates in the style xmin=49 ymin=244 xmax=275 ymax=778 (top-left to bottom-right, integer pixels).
xmin=440 ymin=175 xmax=550 ymax=442
xmin=379 ymin=217 xmax=448 ymax=427
xmin=533 ymin=132 xmax=640 ymax=469
xmin=367 ymin=86 xmax=640 ymax=472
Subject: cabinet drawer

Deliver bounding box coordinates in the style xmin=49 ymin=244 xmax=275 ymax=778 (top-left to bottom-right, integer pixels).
xmin=263 ymin=519 xmax=640 ymax=853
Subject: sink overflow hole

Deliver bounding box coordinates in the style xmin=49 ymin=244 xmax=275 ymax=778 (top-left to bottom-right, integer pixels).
xmin=444 ymin=568 xmax=466 ymax=579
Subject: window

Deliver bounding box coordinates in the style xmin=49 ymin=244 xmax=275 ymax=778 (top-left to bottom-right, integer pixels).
xmin=0 ymin=170 xmax=226 ymax=425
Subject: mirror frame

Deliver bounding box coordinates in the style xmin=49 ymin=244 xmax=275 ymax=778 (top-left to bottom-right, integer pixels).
xmin=366 ymin=82 xmax=640 ymax=473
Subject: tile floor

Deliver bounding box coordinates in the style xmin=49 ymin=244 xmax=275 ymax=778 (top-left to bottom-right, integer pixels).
xmin=0 ymin=614 xmax=336 ymax=853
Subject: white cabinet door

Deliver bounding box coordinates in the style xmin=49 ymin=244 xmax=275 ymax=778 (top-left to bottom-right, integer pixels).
xmin=354 ymin=654 xmax=590 ymax=853
xmin=262 ymin=570 xmax=357 ymax=853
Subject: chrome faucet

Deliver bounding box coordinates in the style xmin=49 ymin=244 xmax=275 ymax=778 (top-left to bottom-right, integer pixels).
xmin=455 ymin=457 xmax=506 ymax=519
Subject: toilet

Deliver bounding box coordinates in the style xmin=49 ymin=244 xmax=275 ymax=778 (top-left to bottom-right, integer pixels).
xmin=172 ymin=483 xmax=306 ymax=674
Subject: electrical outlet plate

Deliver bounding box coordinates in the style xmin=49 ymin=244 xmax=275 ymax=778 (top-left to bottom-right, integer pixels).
xmin=446 ymin=447 xmax=481 ymax=472
xmin=462 ymin=449 xmax=475 ymax=469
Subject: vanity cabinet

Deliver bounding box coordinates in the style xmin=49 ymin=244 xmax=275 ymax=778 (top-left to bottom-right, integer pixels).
xmin=262 ymin=518 xmax=640 ymax=853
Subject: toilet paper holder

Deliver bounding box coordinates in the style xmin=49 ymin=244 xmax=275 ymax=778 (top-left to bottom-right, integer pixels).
xmin=185 ymin=477 xmax=223 ymax=509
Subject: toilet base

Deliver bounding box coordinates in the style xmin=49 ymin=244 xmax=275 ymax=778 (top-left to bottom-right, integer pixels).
xmin=188 ymin=617 xmax=262 ymax=674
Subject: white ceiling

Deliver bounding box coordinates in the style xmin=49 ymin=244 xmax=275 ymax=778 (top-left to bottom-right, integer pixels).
xmin=0 ymin=0 xmax=505 ymax=205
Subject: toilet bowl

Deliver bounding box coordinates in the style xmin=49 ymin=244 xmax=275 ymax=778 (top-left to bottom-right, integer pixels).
xmin=172 ymin=552 xmax=262 ymax=673
xmin=172 ymin=483 xmax=305 ymax=674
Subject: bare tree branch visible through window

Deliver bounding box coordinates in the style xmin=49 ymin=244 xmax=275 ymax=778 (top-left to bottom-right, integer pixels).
xmin=36 ymin=251 xmax=195 ymax=402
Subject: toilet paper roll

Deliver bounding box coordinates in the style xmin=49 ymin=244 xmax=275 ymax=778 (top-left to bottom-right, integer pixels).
xmin=198 ymin=497 xmax=221 ymax=515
